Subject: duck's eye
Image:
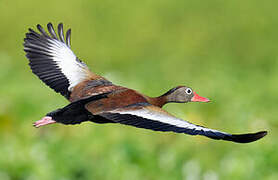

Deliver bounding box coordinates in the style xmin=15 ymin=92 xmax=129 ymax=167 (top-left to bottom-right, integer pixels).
xmin=185 ymin=88 xmax=192 ymax=95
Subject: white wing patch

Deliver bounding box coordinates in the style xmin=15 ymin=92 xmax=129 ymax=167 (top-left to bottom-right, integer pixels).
xmin=47 ymin=38 xmax=89 ymax=90
xmin=110 ymin=107 xmax=225 ymax=134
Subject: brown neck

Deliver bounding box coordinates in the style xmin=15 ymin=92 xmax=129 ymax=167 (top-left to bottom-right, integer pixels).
xmin=147 ymin=96 xmax=168 ymax=108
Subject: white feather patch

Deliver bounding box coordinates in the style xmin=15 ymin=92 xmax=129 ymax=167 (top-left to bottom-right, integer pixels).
xmin=111 ymin=107 xmax=225 ymax=134
xmin=47 ymin=38 xmax=89 ymax=90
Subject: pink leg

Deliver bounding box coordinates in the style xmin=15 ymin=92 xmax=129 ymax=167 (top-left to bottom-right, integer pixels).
xmin=33 ymin=116 xmax=56 ymax=128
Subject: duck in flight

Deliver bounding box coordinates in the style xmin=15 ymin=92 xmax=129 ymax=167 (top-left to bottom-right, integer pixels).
xmin=23 ymin=23 xmax=267 ymax=143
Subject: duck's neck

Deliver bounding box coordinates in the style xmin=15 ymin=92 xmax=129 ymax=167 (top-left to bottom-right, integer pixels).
xmin=147 ymin=95 xmax=168 ymax=108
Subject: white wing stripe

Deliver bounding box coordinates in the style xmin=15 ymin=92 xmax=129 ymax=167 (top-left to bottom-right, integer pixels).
xmin=47 ymin=38 xmax=89 ymax=90
xmin=113 ymin=109 xmax=225 ymax=134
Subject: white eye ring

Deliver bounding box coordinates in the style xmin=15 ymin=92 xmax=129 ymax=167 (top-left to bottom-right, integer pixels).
xmin=185 ymin=88 xmax=192 ymax=95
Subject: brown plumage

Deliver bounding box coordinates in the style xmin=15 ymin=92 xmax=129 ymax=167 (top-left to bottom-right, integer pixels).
xmin=23 ymin=23 xmax=267 ymax=143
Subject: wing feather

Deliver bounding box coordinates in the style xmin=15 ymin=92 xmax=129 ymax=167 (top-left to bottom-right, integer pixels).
xmin=93 ymin=105 xmax=266 ymax=143
xmin=58 ymin=23 xmax=65 ymax=43
xmin=66 ymin=29 xmax=71 ymax=47
xmin=47 ymin=23 xmax=58 ymax=40
xmin=37 ymin=24 xmax=49 ymax=37
xmin=24 ymin=23 xmax=93 ymax=98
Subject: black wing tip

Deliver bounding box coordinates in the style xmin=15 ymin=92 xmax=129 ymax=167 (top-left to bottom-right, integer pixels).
xmin=47 ymin=22 xmax=53 ymax=27
xmin=36 ymin=24 xmax=42 ymax=29
xmin=227 ymin=131 xmax=268 ymax=143
xmin=25 ymin=23 xmax=70 ymax=38
xmin=66 ymin=28 xmax=71 ymax=47
xmin=24 ymin=22 xmax=72 ymax=49
xmin=23 ymin=22 xmax=72 ymax=98
xmin=58 ymin=22 xmax=64 ymax=28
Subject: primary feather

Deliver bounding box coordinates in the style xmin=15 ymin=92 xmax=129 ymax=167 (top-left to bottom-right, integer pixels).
xmin=24 ymin=23 xmax=93 ymax=98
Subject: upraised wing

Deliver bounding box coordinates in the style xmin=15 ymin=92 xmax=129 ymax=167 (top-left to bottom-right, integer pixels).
xmin=24 ymin=23 xmax=94 ymax=98
xmin=86 ymin=103 xmax=267 ymax=143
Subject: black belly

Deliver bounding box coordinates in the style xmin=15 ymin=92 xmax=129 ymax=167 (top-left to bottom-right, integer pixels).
xmin=46 ymin=101 xmax=114 ymax=125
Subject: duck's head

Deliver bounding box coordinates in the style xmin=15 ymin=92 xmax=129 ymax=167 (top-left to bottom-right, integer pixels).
xmin=162 ymin=86 xmax=210 ymax=103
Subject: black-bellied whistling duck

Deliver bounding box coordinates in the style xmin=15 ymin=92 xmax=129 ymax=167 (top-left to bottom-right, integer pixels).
xmin=23 ymin=23 xmax=267 ymax=143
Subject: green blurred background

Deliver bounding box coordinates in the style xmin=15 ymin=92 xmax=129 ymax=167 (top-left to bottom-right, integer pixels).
xmin=0 ymin=0 xmax=277 ymax=179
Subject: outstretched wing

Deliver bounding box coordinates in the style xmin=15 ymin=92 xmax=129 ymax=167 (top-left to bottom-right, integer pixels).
xmin=87 ymin=103 xmax=267 ymax=143
xmin=23 ymin=23 xmax=94 ymax=98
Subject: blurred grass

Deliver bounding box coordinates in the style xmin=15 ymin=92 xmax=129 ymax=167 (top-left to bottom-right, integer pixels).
xmin=0 ymin=0 xmax=277 ymax=179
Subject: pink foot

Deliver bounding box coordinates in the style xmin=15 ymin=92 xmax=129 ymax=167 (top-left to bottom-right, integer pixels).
xmin=33 ymin=116 xmax=56 ymax=128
